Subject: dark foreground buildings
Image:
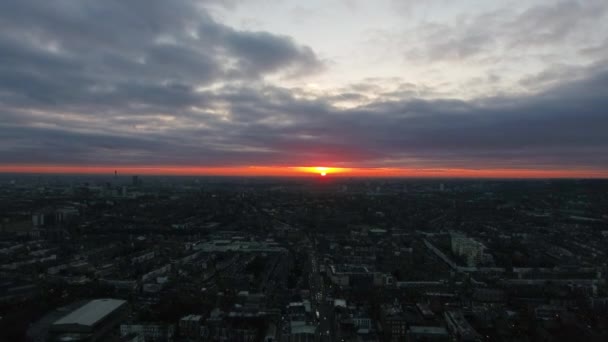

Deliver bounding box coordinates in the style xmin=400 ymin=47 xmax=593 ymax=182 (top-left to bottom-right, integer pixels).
xmin=0 ymin=176 xmax=607 ymax=341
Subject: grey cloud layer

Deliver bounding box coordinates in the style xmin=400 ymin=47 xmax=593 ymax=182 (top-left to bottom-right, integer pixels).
xmin=0 ymin=0 xmax=321 ymax=109
xmin=0 ymin=0 xmax=607 ymax=170
xmin=403 ymin=1 xmax=608 ymax=63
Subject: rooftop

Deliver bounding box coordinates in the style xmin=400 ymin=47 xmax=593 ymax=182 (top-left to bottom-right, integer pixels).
xmin=181 ymin=314 xmax=203 ymax=321
xmin=53 ymin=299 xmax=126 ymax=327
xmin=409 ymin=326 xmax=448 ymax=335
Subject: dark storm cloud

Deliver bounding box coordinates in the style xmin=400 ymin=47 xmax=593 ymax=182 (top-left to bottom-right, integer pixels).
xmin=0 ymin=0 xmax=322 ymax=110
xmin=0 ymin=0 xmax=607 ymax=171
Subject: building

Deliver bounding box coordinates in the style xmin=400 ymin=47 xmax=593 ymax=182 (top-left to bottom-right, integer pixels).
xmin=352 ymin=312 xmax=372 ymax=333
xmin=381 ymin=300 xmax=408 ymax=342
xmin=444 ymin=310 xmax=481 ymax=341
xmin=180 ymin=314 xmax=203 ymax=339
xmin=416 ymin=303 xmax=435 ymax=320
xmin=288 ymin=324 xmax=316 ymax=342
xmin=193 ymin=239 xmax=287 ymax=254
xmin=534 ymin=305 xmax=565 ymax=321
xmin=49 ymin=298 xmax=128 ymax=341
xmin=119 ymin=333 xmax=142 ymax=342
xmin=264 ymin=323 xmax=277 ymax=342
xmin=450 ymin=233 xmax=492 ymax=267
xmin=131 ymin=250 xmax=156 ymax=264
xmin=328 ymin=264 xmax=384 ymax=288
xmin=32 ymin=206 xmax=79 ymax=228
xmin=120 ymin=323 xmax=175 ymax=342
xmin=406 ymin=326 xmax=449 ymax=341
xmin=202 ymin=305 xmax=272 ymax=342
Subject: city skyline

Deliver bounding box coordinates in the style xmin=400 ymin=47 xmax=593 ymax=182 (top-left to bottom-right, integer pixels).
xmin=1 ymin=0 xmax=608 ymax=177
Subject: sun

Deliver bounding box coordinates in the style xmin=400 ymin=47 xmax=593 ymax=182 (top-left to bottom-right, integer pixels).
xmin=294 ymin=166 xmax=350 ymax=177
xmin=315 ymin=167 xmax=329 ymax=176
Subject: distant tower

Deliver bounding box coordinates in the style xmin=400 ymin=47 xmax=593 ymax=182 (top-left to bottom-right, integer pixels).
xmin=132 ymin=175 xmax=140 ymax=187
xmin=439 ymin=183 xmax=445 ymax=192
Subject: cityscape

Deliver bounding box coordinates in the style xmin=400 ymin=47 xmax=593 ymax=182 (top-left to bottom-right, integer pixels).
xmin=1 ymin=175 xmax=607 ymax=341
xmin=1 ymin=0 xmax=608 ymax=341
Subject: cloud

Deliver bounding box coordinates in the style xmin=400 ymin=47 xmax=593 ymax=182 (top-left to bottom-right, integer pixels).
xmin=402 ymin=1 xmax=608 ymax=63
xmin=0 ymin=0 xmax=607 ymax=172
xmin=0 ymin=0 xmax=322 ymax=110
xmin=580 ymin=39 xmax=608 ymax=60
xmin=2 ymin=64 xmax=607 ymax=170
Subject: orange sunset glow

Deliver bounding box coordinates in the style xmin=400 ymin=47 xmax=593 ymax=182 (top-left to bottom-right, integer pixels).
xmin=0 ymin=165 xmax=607 ymax=179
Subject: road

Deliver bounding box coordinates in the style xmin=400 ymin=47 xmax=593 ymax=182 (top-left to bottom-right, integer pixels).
xmin=309 ymin=241 xmax=335 ymax=342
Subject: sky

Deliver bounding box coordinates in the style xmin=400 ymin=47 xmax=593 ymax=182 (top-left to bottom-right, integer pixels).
xmin=1 ymin=0 xmax=607 ymax=177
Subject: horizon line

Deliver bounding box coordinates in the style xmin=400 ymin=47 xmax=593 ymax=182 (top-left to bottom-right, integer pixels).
xmin=1 ymin=165 xmax=607 ymax=179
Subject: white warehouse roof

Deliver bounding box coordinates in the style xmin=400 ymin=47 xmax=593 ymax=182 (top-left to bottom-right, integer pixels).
xmin=53 ymin=299 xmax=127 ymax=327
